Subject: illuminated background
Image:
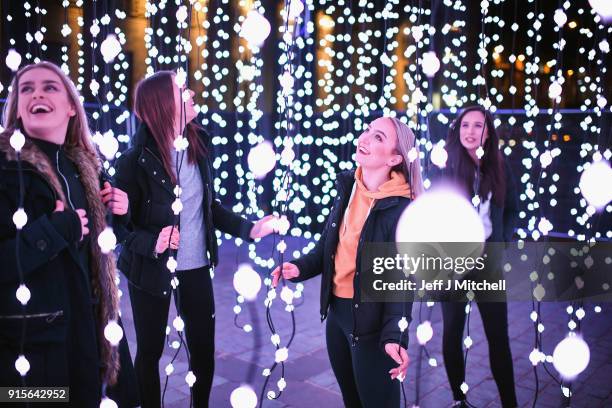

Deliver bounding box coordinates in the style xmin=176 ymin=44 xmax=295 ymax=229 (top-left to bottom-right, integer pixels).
xmin=1 ymin=0 xmax=611 ymax=407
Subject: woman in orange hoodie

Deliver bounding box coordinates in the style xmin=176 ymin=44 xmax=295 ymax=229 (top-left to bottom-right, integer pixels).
xmin=272 ymin=117 xmax=423 ymax=407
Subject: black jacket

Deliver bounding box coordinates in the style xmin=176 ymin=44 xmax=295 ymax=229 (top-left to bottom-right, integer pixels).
xmin=291 ymin=170 xmax=413 ymax=349
xmin=114 ymin=125 xmax=254 ymax=297
xmin=0 ymin=143 xmax=102 ymax=406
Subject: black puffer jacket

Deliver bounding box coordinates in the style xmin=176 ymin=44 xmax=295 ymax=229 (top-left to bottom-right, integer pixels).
xmin=114 ymin=125 xmax=254 ymax=297
xmin=291 ymin=170 xmax=413 ymax=349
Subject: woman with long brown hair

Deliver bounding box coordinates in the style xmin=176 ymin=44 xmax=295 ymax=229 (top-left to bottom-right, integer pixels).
xmin=114 ymin=70 xmax=277 ymax=407
xmin=440 ymin=105 xmax=519 ymax=408
xmin=0 ymin=61 xmax=136 ymax=407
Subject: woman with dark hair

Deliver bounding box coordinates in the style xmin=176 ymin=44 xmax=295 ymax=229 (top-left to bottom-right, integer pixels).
xmin=272 ymin=117 xmax=422 ymax=407
xmin=440 ymin=105 xmax=519 ymax=408
xmin=0 ymin=61 xmax=137 ymax=407
xmin=114 ymin=70 xmax=277 ymax=407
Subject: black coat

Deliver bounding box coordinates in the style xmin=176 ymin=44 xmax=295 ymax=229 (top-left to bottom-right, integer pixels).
xmin=291 ymin=170 xmax=413 ymax=349
xmin=114 ymin=124 xmax=254 ymax=297
xmin=0 ymin=146 xmax=100 ymax=406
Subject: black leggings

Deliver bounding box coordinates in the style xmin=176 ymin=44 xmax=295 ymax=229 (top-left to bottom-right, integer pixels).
xmin=441 ymin=301 xmax=518 ymax=407
xmin=129 ymin=266 xmax=215 ymax=408
xmin=326 ymin=296 xmax=400 ymax=408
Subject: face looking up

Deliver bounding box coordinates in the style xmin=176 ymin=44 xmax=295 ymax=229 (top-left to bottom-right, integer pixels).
xmin=172 ymin=75 xmax=197 ymax=129
xmin=16 ymin=67 xmax=76 ymax=143
xmin=459 ymin=110 xmax=489 ymax=156
xmin=355 ymin=117 xmax=402 ymax=170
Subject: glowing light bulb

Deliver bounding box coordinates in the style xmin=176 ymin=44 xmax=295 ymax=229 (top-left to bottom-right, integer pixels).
xmin=98 ymin=227 xmax=117 ymax=254
xmin=99 ymin=397 xmax=118 ymax=408
xmin=173 ymin=316 xmax=185 ymax=332
xmin=9 ymin=129 xmax=25 ymax=152
xmin=422 ymin=51 xmax=441 ymax=77
xmin=185 ymin=371 xmax=196 ymax=387
xmin=233 ymin=264 xmax=262 ymax=301
xmin=553 ymin=335 xmax=590 ymax=380
xmin=12 ymin=208 xmax=28 ymax=230
xmin=16 ymin=284 xmax=31 ymax=306
xmin=15 ymin=355 xmax=30 ymax=376
xmin=275 ymin=347 xmax=289 ymax=363
xmin=100 ymin=34 xmax=121 ymax=63
xmin=6 ymin=49 xmax=22 ymax=72
xmin=230 ymin=385 xmax=257 ymax=408
xmin=416 ymin=321 xmax=433 ymax=345
xmin=104 ymin=320 xmax=124 ymax=346
xmin=247 ymin=141 xmax=276 ymax=179
xmin=240 ymin=11 xmax=271 ymax=48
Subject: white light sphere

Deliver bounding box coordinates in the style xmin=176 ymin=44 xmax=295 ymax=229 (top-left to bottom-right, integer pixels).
xmin=97 ymin=227 xmax=117 ymax=254
xmin=280 ymin=286 xmax=294 ymax=304
xmin=431 ymin=142 xmax=448 ymax=168
xmin=6 ymin=49 xmax=22 ymax=72
xmin=100 ymin=34 xmax=122 ymax=63
xmin=288 ymin=0 xmax=304 ymax=19
xmin=539 ymin=150 xmax=553 ymax=168
xmin=16 ymin=284 xmax=31 ymax=306
xmin=398 ymin=317 xmax=409 ymax=332
xmin=247 ymin=141 xmax=276 ymax=179
xmin=103 ymin=320 xmax=123 ymax=346
xmin=175 ymin=5 xmax=188 ymax=22
xmin=548 ymin=82 xmax=562 ymax=100
xmin=15 ymin=355 xmax=30 ymax=376
xmin=230 ymin=385 xmax=258 ymax=408
xmin=422 ymin=51 xmax=441 ymax=77
xmin=554 ymin=9 xmax=567 ymax=26
xmin=173 ymin=316 xmax=185 ymax=332
xmin=396 ymin=188 xmax=485 ymax=243
xmin=166 ymin=256 xmax=178 ymax=273
xmin=275 ymin=347 xmax=289 ymax=363
xmin=579 ymin=160 xmax=612 ymax=210
xmin=537 ymin=218 xmax=553 ymax=235
xmin=99 ymin=397 xmax=118 ymax=408
xmin=185 ymin=371 xmax=197 ymax=387
xmin=280 ymin=71 xmax=294 ymax=94
xmin=12 ymin=208 xmax=28 ymax=230
xmin=240 ymin=11 xmax=271 ymax=48
xmin=171 ymin=198 xmax=183 ymax=215
xmin=165 ymin=363 xmax=174 ymax=376
xmin=552 ymin=335 xmax=590 ymax=380
xmin=95 ymin=131 xmax=119 ymax=160
xmin=233 ymin=264 xmax=262 ymax=301
xmin=416 ymin=321 xmax=433 ymax=345
xmin=589 ymin=0 xmax=612 ymax=21
xmin=9 ymin=129 xmax=25 ymax=152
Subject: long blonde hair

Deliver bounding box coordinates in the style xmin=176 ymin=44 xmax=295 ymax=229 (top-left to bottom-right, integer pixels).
xmin=388 ymin=117 xmax=424 ymax=197
xmin=2 ymin=61 xmax=95 ymax=155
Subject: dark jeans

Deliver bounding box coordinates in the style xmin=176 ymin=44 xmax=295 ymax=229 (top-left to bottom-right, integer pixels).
xmin=326 ymin=296 xmax=400 ymax=408
xmin=441 ymin=301 xmax=518 ymax=407
xmin=129 ymin=266 xmax=215 ymax=408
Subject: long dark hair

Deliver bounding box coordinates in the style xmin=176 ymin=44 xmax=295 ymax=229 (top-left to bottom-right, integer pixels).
xmin=133 ymin=71 xmax=206 ymax=184
xmin=445 ymin=105 xmax=506 ymax=207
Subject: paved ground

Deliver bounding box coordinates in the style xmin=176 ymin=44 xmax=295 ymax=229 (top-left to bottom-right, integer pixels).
xmin=117 ymin=237 xmax=612 ymax=408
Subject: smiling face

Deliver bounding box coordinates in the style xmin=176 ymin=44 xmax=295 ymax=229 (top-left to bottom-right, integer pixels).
xmin=459 ymin=110 xmax=488 ymax=154
xmin=16 ymin=67 xmax=76 ymax=143
xmin=355 ymin=117 xmax=402 ymax=170
xmin=172 ymin=75 xmax=197 ymax=129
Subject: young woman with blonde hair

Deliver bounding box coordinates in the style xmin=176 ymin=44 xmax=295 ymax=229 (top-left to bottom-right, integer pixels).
xmin=273 ymin=117 xmax=422 ymax=407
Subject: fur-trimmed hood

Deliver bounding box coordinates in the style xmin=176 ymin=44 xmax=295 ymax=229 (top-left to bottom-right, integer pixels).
xmin=0 ymin=133 xmax=120 ymax=385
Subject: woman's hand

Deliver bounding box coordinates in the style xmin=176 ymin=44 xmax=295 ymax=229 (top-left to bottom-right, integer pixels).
xmin=271 ymin=262 xmax=300 ymax=287
xmin=249 ymin=214 xmax=280 ymax=239
xmin=384 ymin=343 xmax=409 ymax=381
xmin=55 ymin=200 xmax=89 ymax=241
xmin=155 ymin=225 xmax=180 ymax=255
xmin=100 ymin=181 xmax=129 ymax=216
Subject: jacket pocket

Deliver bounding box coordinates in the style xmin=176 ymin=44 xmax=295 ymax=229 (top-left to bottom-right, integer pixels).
xmin=0 ymin=310 xmax=66 ymax=346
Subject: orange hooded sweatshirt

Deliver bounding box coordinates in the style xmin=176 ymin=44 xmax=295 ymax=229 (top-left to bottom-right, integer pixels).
xmin=333 ymin=167 xmax=412 ymax=298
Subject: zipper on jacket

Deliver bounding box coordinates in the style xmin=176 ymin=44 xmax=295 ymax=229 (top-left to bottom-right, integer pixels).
xmin=0 ymin=310 xmax=64 ymax=323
